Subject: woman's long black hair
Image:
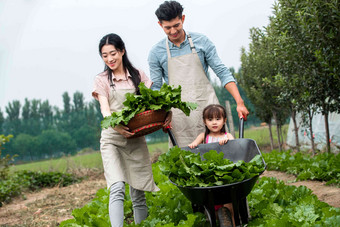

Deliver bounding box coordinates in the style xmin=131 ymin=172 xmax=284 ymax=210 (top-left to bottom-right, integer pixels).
xmin=202 ymin=104 xmax=227 ymax=143
xmin=99 ymin=33 xmax=141 ymax=94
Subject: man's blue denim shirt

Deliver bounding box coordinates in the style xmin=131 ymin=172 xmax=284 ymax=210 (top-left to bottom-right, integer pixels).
xmin=148 ymin=31 xmax=236 ymax=90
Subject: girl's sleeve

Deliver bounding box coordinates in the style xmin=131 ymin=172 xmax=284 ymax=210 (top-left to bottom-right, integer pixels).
xmin=92 ymin=76 xmax=109 ymax=100
xmin=139 ymin=70 xmax=153 ymax=88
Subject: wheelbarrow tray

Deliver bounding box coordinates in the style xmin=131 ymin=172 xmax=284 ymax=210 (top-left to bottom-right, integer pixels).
xmin=169 ymin=138 xmax=266 ymax=226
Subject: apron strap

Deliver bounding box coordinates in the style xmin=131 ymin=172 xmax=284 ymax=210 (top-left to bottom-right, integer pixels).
xmin=165 ymin=31 xmax=197 ymax=59
xmin=187 ymin=33 xmax=197 ymax=54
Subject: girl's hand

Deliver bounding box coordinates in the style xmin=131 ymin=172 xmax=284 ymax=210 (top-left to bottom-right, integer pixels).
xmin=114 ymin=125 xmax=135 ymax=138
xmin=188 ymin=142 xmax=198 ymax=149
xmin=219 ymin=137 xmax=229 ymax=145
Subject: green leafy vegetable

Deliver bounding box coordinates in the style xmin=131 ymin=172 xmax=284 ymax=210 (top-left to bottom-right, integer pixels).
xmin=158 ymin=146 xmax=265 ymax=187
xmin=263 ymin=150 xmax=340 ymax=185
xmin=101 ymin=83 xmax=197 ymax=129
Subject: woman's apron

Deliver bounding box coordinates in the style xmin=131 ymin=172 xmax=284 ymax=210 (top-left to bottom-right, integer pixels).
xmin=100 ymin=85 xmax=159 ymax=192
xmin=166 ymin=32 xmax=220 ymax=148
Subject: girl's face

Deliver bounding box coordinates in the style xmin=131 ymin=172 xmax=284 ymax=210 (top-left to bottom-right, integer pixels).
xmin=101 ymin=44 xmax=124 ymax=72
xmin=204 ymin=116 xmax=226 ymax=134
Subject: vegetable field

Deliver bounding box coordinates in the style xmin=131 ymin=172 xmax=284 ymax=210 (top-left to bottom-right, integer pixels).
xmin=59 ymin=160 xmax=339 ymax=226
xmin=1 ymin=127 xmax=339 ymax=226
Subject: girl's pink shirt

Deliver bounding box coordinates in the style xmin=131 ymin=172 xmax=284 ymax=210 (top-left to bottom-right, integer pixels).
xmin=92 ymin=69 xmax=153 ymax=100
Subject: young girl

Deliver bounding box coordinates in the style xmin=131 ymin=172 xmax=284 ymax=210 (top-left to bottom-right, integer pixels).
xmin=188 ymin=104 xmax=234 ymax=148
xmin=92 ymin=33 xmax=160 ymax=226
xmin=188 ymin=104 xmax=235 ymax=227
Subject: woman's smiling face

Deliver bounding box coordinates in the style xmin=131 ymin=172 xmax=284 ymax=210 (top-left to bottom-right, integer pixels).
xmin=101 ymin=44 xmax=124 ymax=72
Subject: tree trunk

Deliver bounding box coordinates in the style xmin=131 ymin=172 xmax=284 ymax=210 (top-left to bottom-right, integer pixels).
xmin=324 ymin=111 xmax=330 ymax=153
xmin=276 ymin=124 xmax=282 ymax=152
xmin=268 ymin=122 xmax=274 ymax=151
xmin=273 ymin=112 xmax=282 ymax=151
xmin=308 ymin=109 xmax=315 ymax=154
xmin=280 ymin=125 xmax=284 ymax=149
xmin=291 ymin=110 xmax=300 ymax=152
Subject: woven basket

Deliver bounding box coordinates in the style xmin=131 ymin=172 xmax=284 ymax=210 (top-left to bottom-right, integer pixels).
xmin=127 ymin=109 xmax=168 ymax=139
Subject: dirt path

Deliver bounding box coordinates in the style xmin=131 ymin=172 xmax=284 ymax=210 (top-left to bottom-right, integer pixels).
xmin=0 ymin=173 xmax=107 ymax=227
xmin=261 ymin=170 xmax=340 ymax=208
xmin=0 ymin=170 xmax=339 ymax=226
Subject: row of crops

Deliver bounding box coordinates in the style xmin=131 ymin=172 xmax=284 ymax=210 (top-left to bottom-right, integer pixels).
xmin=60 ymin=150 xmax=340 ymax=226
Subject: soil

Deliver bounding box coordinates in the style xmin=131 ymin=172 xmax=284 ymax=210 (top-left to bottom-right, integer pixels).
xmin=261 ymin=170 xmax=340 ymax=208
xmin=0 ymin=169 xmax=339 ymax=226
xmin=0 ymin=169 xmax=106 ymax=227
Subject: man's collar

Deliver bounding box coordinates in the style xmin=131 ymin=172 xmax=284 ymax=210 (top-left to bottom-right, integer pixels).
xmin=167 ymin=30 xmax=188 ymax=48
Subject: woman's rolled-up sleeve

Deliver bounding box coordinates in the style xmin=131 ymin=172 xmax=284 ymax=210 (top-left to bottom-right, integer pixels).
xmin=92 ymin=75 xmax=109 ymax=100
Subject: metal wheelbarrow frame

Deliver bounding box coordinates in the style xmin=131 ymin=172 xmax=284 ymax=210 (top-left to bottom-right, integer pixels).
xmin=167 ymin=118 xmax=266 ymax=226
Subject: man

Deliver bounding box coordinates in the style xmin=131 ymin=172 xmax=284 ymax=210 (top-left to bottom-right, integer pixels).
xmin=148 ymin=0 xmax=249 ymax=148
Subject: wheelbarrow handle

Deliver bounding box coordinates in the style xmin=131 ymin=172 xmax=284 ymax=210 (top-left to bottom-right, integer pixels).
xmin=167 ymin=127 xmax=178 ymax=147
xmin=239 ymin=117 xmax=244 ymax=139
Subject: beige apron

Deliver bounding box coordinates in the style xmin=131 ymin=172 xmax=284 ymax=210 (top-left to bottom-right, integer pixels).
xmin=167 ymin=32 xmax=220 ymax=148
xmin=100 ymin=84 xmax=159 ymax=192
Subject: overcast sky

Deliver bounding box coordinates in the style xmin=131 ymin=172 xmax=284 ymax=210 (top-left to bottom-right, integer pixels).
xmin=0 ymin=0 xmax=275 ymax=112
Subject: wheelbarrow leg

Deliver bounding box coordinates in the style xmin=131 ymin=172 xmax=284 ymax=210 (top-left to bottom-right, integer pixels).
xmin=239 ymin=197 xmax=249 ymax=225
xmin=231 ymin=188 xmax=241 ymax=226
xmin=204 ymin=191 xmax=217 ymax=227
xmin=192 ymin=203 xmax=204 ymax=213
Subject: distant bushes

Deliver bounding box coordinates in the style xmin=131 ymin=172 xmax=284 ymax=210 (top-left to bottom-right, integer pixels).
xmin=0 ymin=170 xmax=83 ymax=207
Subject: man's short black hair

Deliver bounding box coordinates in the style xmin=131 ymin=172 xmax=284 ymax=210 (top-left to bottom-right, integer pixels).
xmin=155 ymin=1 xmax=184 ymax=22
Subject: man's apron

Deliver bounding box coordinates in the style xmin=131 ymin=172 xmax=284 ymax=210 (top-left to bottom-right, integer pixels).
xmin=166 ymin=32 xmax=220 ymax=148
xmin=100 ymin=85 xmax=159 ymax=192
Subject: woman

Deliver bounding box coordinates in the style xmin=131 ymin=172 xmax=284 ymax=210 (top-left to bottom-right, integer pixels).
xmin=92 ymin=33 xmax=159 ymax=226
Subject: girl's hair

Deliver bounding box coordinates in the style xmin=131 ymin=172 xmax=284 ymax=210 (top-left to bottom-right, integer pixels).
xmin=99 ymin=33 xmax=141 ymax=94
xmin=202 ymin=104 xmax=227 ymax=143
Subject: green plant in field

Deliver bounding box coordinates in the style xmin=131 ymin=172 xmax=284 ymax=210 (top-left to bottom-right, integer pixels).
xmin=0 ymin=134 xmax=17 ymax=180
xmin=60 ymin=163 xmax=339 ymax=226
xmin=248 ymin=177 xmax=340 ymax=226
xmin=60 ymin=162 xmax=207 ymax=227
xmin=263 ymin=150 xmax=340 ymax=185
xmin=0 ymin=170 xmax=82 ymax=207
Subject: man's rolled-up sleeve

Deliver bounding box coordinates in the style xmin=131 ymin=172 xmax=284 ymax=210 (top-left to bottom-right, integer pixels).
xmin=204 ymin=37 xmax=236 ymax=87
xmin=148 ymin=49 xmax=164 ymax=91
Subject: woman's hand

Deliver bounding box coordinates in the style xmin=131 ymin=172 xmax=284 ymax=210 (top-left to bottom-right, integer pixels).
xmin=114 ymin=125 xmax=135 ymax=138
xmin=162 ymin=111 xmax=172 ymax=132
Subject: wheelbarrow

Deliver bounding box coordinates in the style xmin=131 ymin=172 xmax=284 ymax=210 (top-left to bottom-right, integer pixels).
xmin=167 ymin=118 xmax=266 ymax=227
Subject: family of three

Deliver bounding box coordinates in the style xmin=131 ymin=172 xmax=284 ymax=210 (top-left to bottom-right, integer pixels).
xmin=91 ymin=1 xmax=249 ymax=226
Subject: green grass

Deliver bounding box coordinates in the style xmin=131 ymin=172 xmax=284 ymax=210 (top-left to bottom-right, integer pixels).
xmin=10 ymin=125 xmax=288 ymax=173
xmin=10 ymin=142 xmax=168 ymax=173
xmin=236 ymin=124 xmax=288 ymax=148
xmin=10 ymin=152 xmax=103 ymax=173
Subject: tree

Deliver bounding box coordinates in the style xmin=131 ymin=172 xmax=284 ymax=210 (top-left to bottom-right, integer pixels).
xmin=12 ymin=133 xmax=37 ymax=161
xmin=30 ymin=99 xmax=42 ymax=135
xmin=73 ymin=125 xmax=98 ymax=149
xmin=21 ymin=98 xmax=31 ymax=134
xmin=0 ymin=109 xmax=4 ymax=133
xmin=0 ymin=134 xmax=15 ymax=180
xmin=4 ymin=101 xmax=21 ymax=136
xmin=37 ymin=130 xmax=77 ymax=158
xmin=295 ymin=0 xmax=340 ymax=152
xmin=39 ymin=100 xmax=53 ymax=131
xmin=272 ymin=0 xmax=340 ymax=152
xmin=73 ymin=91 xmax=84 ymax=112
xmin=239 ymin=26 xmax=291 ymax=151
xmin=62 ymin=92 xmax=71 ymax=115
